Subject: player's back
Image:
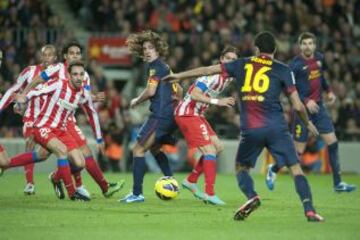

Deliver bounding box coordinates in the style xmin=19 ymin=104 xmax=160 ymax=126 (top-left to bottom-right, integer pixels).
xmin=223 ymin=54 xmax=296 ymax=130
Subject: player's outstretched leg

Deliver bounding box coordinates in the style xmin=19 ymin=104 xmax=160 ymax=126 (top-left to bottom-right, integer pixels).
xmin=234 ymin=167 xmax=260 ymax=220
xmin=291 ymin=164 xmax=324 ymax=222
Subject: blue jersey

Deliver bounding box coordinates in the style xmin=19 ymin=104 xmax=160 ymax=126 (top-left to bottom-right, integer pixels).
xmin=289 ymin=52 xmax=330 ymax=103
xmin=222 ymin=55 xmax=296 ymax=130
xmin=146 ymin=58 xmax=177 ymax=120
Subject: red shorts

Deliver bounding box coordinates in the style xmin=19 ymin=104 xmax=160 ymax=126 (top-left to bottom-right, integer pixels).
xmin=23 ymin=121 xmax=34 ymax=138
xmin=67 ymin=121 xmax=87 ymax=148
xmin=33 ymin=127 xmax=79 ymax=151
xmin=175 ymin=115 xmax=216 ymax=148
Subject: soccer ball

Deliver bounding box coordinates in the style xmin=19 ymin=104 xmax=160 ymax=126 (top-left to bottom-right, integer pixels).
xmin=154 ymin=176 xmax=180 ymax=200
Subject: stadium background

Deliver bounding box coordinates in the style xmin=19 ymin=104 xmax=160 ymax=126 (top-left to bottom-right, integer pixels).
xmin=0 ymin=0 xmax=359 ymax=173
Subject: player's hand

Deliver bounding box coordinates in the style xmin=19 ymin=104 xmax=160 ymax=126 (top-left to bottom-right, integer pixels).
xmin=25 ymin=135 xmax=36 ymax=151
xmin=92 ymin=92 xmax=106 ymax=102
xmin=96 ymin=142 xmax=105 ymax=155
xmin=306 ymin=100 xmax=319 ymax=114
xmin=306 ymin=121 xmax=319 ymax=137
xmin=14 ymin=94 xmax=27 ymax=104
xmin=162 ymin=73 xmax=180 ymax=83
xmin=130 ymin=97 xmax=139 ymax=108
xmin=218 ymin=97 xmax=236 ymax=107
xmin=326 ymin=91 xmax=336 ymax=106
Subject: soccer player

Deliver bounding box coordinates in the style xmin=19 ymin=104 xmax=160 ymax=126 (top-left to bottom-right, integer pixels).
xmin=164 ymin=32 xmax=324 ymax=222
xmin=119 ymin=30 xmax=182 ymax=203
xmin=0 ymin=61 xmax=99 ymax=201
xmin=265 ymin=32 xmax=356 ymax=193
xmin=176 ymin=46 xmax=238 ymax=205
xmin=0 ymin=44 xmax=58 ymax=195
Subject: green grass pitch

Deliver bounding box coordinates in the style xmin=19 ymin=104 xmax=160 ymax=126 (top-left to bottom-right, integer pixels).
xmin=0 ymin=172 xmax=359 ymax=240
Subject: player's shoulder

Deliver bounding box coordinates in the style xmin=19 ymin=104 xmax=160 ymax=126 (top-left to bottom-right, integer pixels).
xmin=149 ymin=58 xmax=169 ymax=76
xmin=273 ymin=59 xmax=291 ymax=71
xmin=314 ymin=51 xmax=324 ymax=61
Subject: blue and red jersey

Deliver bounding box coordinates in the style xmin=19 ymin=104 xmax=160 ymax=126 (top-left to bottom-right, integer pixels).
xmin=222 ymin=54 xmax=296 ymax=130
xmin=289 ymin=52 xmax=330 ymax=104
xmin=146 ymin=58 xmax=177 ymax=120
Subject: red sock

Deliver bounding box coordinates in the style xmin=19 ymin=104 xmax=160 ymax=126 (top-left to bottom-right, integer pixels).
xmin=24 ymin=163 xmax=35 ymax=184
xmin=72 ymin=171 xmax=83 ymax=188
xmin=187 ymin=156 xmax=204 ymax=183
xmin=8 ymin=152 xmax=38 ymax=168
xmin=85 ymin=156 xmax=108 ymax=193
xmin=203 ymin=155 xmax=217 ymax=196
xmin=57 ymin=159 xmax=76 ymax=197
xmin=0 ymin=144 xmax=4 ymax=152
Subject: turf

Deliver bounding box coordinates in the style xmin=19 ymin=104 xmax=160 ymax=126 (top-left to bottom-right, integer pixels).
xmin=0 ymin=172 xmax=359 ymax=240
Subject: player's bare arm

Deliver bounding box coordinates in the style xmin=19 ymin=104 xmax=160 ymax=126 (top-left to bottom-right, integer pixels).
xmin=190 ymin=86 xmax=235 ymax=107
xmin=130 ymin=82 xmax=158 ymax=108
xmin=163 ymin=65 xmax=222 ymax=83
xmin=289 ymin=90 xmax=319 ymax=136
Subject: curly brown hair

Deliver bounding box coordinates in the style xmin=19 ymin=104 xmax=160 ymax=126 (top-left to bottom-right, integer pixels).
xmin=126 ymin=30 xmax=169 ymax=59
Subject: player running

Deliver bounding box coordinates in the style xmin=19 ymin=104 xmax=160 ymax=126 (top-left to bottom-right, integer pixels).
xmin=119 ymin=30 xmax=182 ymax=203
xmin=0 ymin=44 xmax=57 ymax=195
xmin=265 ymin=32 xmax=356 ymax=193
xmin=164 ymin=31 xmax=324 ymax=222
xmin=0 ymin=61 xmax=101 ymax=201
xmin=177 ymin=46 xmax=238 ymax=205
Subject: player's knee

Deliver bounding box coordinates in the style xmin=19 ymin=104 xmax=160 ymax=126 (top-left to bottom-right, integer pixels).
xmin=289 ymin=163 xmax=304 ymax=176
xmin=54 ymin=145 xmax=68 ymax=158
xmin=133 ymin=144 xmax=145 ymax=156
xmin=37 ymin=149 xmax=50 ymax=161
xmin=0 ymin=155 xmax=10 ymax=168
xmin=69 ymin=150 xmax=85 ymax=168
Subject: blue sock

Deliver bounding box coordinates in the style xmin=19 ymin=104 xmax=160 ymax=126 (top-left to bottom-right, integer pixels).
xmin=236 ymin=170 xmax=258 ymax=199
xmin=133 ymin=156 xmax=146 ymax=195
xmin=294 ymin=175 xmax=314 ymax=213
xmin=154 ymin=152 xmax=173 ymax=176
xmin=328 ymin=142 xmax=341 ymax=186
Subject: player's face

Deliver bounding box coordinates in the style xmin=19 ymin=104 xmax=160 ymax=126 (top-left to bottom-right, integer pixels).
xmin=70 ymin=66 xmax=85 ymax=89
xmin=65 ymin=46 xmax=82 ymax=63
xmin=41 ymin=48 xmax=57 ymax=68
xmin=220 ymin=52 xmax=238 ymax=63
xmin=300 ymin=38 xmax=316 ymax=58
xmin=143 ymin=41 xmax=159 ymax=62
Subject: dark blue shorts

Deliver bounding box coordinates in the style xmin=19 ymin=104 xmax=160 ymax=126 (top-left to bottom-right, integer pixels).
xmin=235 ymin=127 xmax=299 ymax=168
xmin=292 ymin=103 xmax=334 ymax=142
xmin=137 ymin=117 xmax=177 ymax=146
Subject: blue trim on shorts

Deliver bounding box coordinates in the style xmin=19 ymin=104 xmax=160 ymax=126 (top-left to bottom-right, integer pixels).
xmin=203 ymin=154 xmax=217 ymax=161
xmin=57 ymin=159 xmax=69 ymax=167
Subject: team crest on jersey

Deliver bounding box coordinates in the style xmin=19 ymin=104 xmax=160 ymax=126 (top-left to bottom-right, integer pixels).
xmin=57 ymin=99 xmax=78 ymax=111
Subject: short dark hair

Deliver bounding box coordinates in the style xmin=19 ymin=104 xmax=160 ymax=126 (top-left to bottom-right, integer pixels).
xmin=67 ymin=60 xmax=85 ymax=73
xmin=254 ymin=31 xmax=276 ymax=54
xmin=62 ymin=41 xmax=83 ymax=55
xmin=221 ymin=45 xmax=238 ymax=57
xmin=298 ymin=32 xmax=316 ymax=44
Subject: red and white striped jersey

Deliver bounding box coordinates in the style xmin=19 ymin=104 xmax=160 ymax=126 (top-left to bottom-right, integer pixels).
xmin=0 ymin=64 xmax=43 ymax=112
xmin=175 ymin=74 xmax=233 ymax=116
xmin=26 ymin=79 xmax=96 ymax=135
xmin=39 ymin=62 xmax=102 ymax=140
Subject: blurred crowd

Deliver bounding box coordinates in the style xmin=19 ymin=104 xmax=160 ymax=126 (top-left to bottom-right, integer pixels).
xmin=0 ymin=0 xmax=359 ymax=171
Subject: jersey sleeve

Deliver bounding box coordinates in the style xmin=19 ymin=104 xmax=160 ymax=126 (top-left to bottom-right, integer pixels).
xmin=40 ymin=63 xmax=61 ymax=81
xmin=81 ymin=89 xmax=103 ymax=142
xmin=194 ymin=76 xmax=212 ymax=92
xmin=147 ymin=66 xmax=161 ymax=86
xmin=221 ymin=59 xmax=242 ymax=79
xmin=0 ymin=67 xmax=31 ymax=112
xmin=280 ymin=66 xmax=297 ymax=95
